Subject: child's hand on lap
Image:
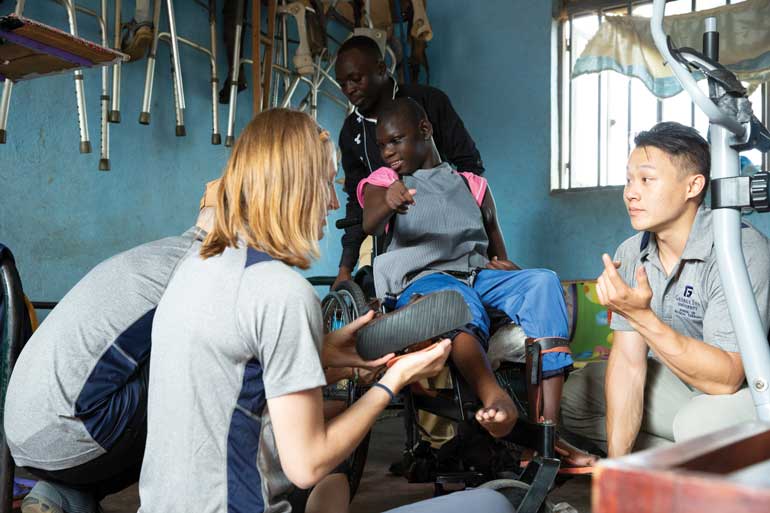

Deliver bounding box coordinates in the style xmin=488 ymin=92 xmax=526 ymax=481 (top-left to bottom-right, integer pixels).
xmin=486 ymin=256 xmax=518 ymax=271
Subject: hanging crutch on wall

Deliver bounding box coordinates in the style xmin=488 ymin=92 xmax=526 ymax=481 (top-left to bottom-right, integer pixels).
xmin=140 ymin=0 xmax=220 ymax=143
xmin=0 ymin=1 xmax=124 ymax=161
xmin=108 ymin=0 xmax=121 ymax=123
xmin=0 ymin=0 xmax=25 ymax=145
xmin=225 ymin=0 xmax=348 ymax=146
xmin=62 ymin=0 xmax=92 ymax=153
xmin=224 ymin=0 xmax=245 ymax=147
xmin=56 ymin=0 xmax=112 ymax=168
xmin=266 ymin=0 xmax=392 ymax=115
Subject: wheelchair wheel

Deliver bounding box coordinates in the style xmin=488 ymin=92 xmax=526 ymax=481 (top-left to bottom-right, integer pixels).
xmin=477 ymin=479 xmax=555 ymax=513
xmin=321 ymin=280 xmax=371 ymax=498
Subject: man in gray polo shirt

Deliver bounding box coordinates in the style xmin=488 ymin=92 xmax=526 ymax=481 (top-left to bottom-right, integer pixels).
xmin=561 ymin=122 xmax=770 ymax=458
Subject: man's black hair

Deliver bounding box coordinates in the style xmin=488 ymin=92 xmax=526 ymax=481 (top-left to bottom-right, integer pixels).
xmin=634 ymin=121 xmax=711 ymax=201
xmin=338 ymin=35 xmax=383 ymax=62
xmin=378 ymin=98 xmax=428 ymax=130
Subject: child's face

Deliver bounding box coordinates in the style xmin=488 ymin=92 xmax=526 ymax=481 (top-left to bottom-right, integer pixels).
xmin=376 ymin=116 xmax=430 ymax=175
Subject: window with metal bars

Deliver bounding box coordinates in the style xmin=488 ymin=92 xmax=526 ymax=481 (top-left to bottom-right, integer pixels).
xmin=553 ymin=0 xmax=769 ymax=191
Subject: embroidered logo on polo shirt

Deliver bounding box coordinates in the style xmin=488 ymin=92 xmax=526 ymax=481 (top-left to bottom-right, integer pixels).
xmin=674 ymin=285 xmax=701 ymax=320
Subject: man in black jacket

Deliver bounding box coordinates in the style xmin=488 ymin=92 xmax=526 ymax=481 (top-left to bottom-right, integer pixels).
xmin=333 ymin=36 xmax=484 ymax=288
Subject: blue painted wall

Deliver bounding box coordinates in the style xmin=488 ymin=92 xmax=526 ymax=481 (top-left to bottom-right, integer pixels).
xmin=0 ymin=1 xmax=347 ymax=304
xmin=4 ymin=0 xmax=769 ymax=305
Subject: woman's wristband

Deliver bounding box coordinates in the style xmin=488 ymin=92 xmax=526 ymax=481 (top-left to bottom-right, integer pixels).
xmin=372 ymin=382 xmax=395 ymax=401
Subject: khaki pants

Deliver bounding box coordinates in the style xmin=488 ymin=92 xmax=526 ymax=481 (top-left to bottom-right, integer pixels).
xmin=560 ymin=360 xmax=757 ymax=454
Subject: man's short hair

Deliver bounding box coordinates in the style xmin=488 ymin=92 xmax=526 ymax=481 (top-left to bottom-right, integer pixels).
xmin=634 ymin=121 xmax=711 ymax=201
xmin=338 ymin=35 xmax=383 ymax=62
xmin=378 ymin=98 xmax=428 ymax=130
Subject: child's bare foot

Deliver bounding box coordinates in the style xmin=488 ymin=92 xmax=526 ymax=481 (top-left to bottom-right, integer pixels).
xmin=555 ymin=438 xmax=599 ymax=467
xmin=475 ymin=394 xmax=517 ymax=438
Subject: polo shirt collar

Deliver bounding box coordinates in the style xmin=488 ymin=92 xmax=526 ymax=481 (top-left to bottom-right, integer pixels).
xmin=680 ymin=205 xmax=713 ymax=261
xmin=639 ymin=205 xmax=713 ymax=264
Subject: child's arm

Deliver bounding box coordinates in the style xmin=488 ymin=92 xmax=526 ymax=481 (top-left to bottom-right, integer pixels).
xmin=362 ymin=181 xmax=416 ymax=235
xmin=481 ymin=189 xmax=521 ymax=270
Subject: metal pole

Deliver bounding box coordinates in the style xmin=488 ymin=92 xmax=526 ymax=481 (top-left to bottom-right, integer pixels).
xmin=651 ymin=1 xmax=770 ymax=422
xmin=711 ymin=126 xmax=770 ymax=422
xmin=225 ymin=0 xmax=245 ymax=147
xmin=99 ymin=0 xmax=110 ymax=169
xmin=0 ymin=0 xmax=27 ymax=144
xmin=166 ymin=0 xmax=186 ymax=136
xmin=109 ymin=0 xmax=122 ymax=123
xmin=139 ymin=0 xmax=163 ymax=125
xmin=0 ymin=82 xmax=12 ymax=145
xmin=209 ymin=0 xmax=221 ymax=144
xmin=64 ymin=0 xmax=91 ymax=153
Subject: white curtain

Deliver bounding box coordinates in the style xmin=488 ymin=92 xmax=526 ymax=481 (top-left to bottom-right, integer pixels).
xmin=572 ymin=0 xmax=770 ymax=98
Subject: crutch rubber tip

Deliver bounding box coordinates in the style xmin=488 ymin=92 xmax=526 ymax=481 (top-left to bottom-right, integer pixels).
xmin=99 ymin=159 xmax=110 ymax=171
xmin=80 ymin=141 xmax=92 ymax=154
xmin=139 ymin=112 xmax=151 ymax=125
xmin=0 ymin=130 xmax=5 ymax=144
xmin=211 ymin=133 xmax=222 ymax=145
xmin=108 ymin=111 xmax=121 ymax=123
xmin=175 ymin=125 xmax=187 ymax=137
xmin=225 ymin=136 xmax=235 ymax=147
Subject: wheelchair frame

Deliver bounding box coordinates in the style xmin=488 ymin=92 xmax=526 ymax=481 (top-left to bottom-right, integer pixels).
xmin=319 ymin=229 xmax=566 ymax=513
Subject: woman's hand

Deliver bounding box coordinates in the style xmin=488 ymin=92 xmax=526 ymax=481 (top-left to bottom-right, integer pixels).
xmin=379 ymin=339 xmax=452 ymax=394
xmin=321 ymin=311 xmax=394 ymax=369
xmin=385 ymin=181 xmax=416 ymax=213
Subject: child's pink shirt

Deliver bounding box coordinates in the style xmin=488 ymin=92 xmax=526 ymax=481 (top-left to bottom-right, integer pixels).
xmin=356 ymin=166 xmax=487 ymax=208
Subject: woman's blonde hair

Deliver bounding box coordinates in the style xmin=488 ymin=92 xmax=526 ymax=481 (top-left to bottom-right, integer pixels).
xmin=200 ymin=109 xmax=330 ymax=269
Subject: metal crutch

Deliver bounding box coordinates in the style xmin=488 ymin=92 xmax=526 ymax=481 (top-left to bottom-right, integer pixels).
xmin=63 ymin=0 xmax=92 ymax=153
xmin=0 ymin=0 xmax=27 ymax=145
xmin=141 ymin=2 xmax=220 ymax=143
xmin=109 ymin=0 xmax=121 ymax=123
xmin=139 ymin=0 xmax=163 ymax=125
xmin=155 ymin=32 xmax=219 ymax=141
xmin=98 ymin=0 xmax=110 ymax=169
xmin=60 ymin=0 xmax=111 ymax=167
xmin=207 ymin=0 xmax=221 ymax=144
xmin=166 ymin=0 xmax=186 ymax=136
xmin=225 ymin=0 xmax=245 ymax=147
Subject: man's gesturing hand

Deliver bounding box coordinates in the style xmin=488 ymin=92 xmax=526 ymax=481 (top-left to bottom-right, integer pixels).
xmin=596 ymin=253 xmax=652 ymax=323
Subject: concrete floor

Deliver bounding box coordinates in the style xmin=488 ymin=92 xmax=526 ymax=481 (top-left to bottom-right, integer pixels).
xmin=94 ymin=414 xmax=591 ymax=513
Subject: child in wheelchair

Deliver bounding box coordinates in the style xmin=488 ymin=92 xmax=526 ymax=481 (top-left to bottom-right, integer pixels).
xmin=357 ymin=97 xmax=595 ymax=466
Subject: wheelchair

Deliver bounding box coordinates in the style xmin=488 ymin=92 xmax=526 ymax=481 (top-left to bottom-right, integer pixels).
xmin=319 ymin=223 xmax=572 ymax=513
